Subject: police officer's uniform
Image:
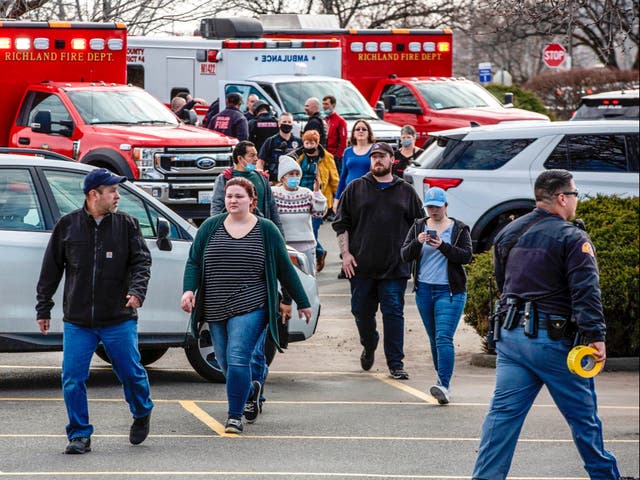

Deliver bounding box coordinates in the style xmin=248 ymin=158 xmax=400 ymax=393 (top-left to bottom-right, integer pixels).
xmin=248 ymin=110 xmax=279 ymax=152
xmin=472 ymin=207 xmax=620 ymax=479
xmin=259 ymin=133 xmax=302 ymax=183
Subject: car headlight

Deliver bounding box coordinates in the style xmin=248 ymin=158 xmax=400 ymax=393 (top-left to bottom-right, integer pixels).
xmin=288 ymin=248 xmax=313 ymax=276
xmin=133 ymin=147 xmax=163 ymax=179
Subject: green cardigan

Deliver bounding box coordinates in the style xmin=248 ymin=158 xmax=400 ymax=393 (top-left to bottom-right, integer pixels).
xmin=183 ymin=213 xmax=311 ymax=348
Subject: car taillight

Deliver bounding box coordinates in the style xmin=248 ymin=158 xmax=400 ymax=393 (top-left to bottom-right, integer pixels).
xmin=422 ymin=177 xmax=463 ymax=190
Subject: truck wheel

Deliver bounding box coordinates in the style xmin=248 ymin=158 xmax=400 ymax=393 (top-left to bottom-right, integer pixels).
xmin=95 ymin=346 xmax=168 ymax=366
xmin=184 ymin=323 xmax=226 ymax=383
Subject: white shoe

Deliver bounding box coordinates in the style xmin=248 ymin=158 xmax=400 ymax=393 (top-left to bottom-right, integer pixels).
xmin=430 ymin=384 xmax=450 ymax=405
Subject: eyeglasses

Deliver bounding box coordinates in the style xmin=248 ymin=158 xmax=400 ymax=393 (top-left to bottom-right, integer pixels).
xmin=556 ymin=190 xmax=579 ymax=197
xmin=354 ymin=127 xmax=369 ymax=132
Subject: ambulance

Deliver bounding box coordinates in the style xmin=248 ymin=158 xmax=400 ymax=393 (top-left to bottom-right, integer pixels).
xmin=0 ymin=20 xmax=236 ymax=222
xmin=126 ymin=18 xmax=401 ymax=144
xmin=261 ymin=15 xmax=549 ymax=144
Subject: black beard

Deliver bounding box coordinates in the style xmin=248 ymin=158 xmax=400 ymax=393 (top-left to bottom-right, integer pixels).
xmin=372 ymin=165 xmax=391 ymax=177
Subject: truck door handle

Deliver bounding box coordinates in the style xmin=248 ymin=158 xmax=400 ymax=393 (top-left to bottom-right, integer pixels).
xmin=18 ymin=137 xmax=30 ymax=145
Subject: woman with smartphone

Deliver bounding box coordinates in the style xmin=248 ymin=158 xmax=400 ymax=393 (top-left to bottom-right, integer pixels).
xmin=400 ymin=187 xmax=473 ymax=405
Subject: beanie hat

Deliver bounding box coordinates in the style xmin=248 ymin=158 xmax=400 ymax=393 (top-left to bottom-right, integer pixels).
xmin=302 ymin=129 xmax=320 ymax=144
xmin=277 ymin=155 xmax=302 ymax=181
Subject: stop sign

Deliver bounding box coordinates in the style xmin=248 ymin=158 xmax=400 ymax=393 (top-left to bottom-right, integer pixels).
xmin=543 ymin=43 xmax=566 ymax=68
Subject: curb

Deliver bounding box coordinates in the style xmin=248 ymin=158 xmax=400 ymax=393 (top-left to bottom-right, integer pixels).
xmin=470 ymin=353 xmax=639 ymax=372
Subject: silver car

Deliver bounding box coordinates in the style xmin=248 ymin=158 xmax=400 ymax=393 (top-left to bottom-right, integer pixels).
xmin=0 ymin=152 xmax=320 ymax=382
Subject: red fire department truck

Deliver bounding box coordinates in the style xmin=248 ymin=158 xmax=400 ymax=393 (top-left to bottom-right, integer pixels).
xmin=262 ymin=15 xmax=548 ymax=144
xmin=0 ymin=20 xmax=236 ymax=221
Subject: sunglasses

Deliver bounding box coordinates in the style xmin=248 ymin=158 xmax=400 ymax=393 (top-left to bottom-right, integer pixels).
xmin=354 ymin=127 xmax=369 ymax=132
xmin=556 ymin=190 xmax=579 ymax=197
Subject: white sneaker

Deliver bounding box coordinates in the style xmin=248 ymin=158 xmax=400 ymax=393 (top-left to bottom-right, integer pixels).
xmin=430 ymin=384 xmax=450 ymax=405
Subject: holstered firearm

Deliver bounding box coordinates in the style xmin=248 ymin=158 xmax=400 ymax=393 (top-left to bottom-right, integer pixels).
xmin=486 ymin=277 xmax=502 ymax=350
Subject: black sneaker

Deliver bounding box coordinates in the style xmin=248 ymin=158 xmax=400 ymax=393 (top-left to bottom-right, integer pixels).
xmin=65 ymin=437 xmax=91 ymax=454
xmin=225 ymin=417 xmax=243 ymax=434
xmin=129 ymin=413 xmax=150 ymax=445
xmin=389 ymin=368 xmax=409 ymax=380
xmin=360 ymin=348 xmax=375 ymax=371
xmin=244 ymin=380 xmax=261 ymax=424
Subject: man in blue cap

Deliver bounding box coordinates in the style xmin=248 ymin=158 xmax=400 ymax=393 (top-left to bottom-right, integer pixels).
xmin=36 ymin=168 xmax=154 ymax=454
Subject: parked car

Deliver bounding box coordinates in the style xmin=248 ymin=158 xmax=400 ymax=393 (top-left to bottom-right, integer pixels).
xmin=571 ymin=89 xmax=639 ymax=121
xmin=0 ymin=152 xmax=320 ymax=382
xmin=403 ymin=120 xmax=639 ymax=252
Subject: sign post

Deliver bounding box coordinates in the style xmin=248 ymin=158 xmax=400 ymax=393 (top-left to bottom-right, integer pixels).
xmin=543 ymin=43 xmax=566 ymax=68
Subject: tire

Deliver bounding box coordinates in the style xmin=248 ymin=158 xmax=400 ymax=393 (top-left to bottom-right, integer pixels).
xmin=184 ymin=322 xmax=226 ymax=383
xmin=94 ymin=346 xmax=169 ymax=366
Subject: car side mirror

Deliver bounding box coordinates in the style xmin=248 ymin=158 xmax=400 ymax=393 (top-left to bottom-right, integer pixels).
xmin=32 ymin=110 xmax=52 ymax=134
xmin=374 ymin=101 xmax=385 ymax=120
xmin=156 ymin=217 xmax=172 ymax=251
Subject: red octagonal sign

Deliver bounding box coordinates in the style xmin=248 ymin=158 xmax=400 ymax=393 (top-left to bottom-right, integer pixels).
xmin=543 ymin=43 xmax=566 ymax=68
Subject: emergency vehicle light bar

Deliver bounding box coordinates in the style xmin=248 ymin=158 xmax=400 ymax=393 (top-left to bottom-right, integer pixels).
xmin=221 ymin=38 xmax=339 ymax=49
xmin=0 ymin=36 xmax=124 ymax=51
xmin=350 ymin=41 xmax=450 ymax=54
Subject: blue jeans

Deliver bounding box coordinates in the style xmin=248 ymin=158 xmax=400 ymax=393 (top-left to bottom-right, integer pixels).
xmin=312 ymin=216 xmax=325 ymax=260
xmin=349 ymin=275 xmax=407 ymax=369
xmin=414 ymin=282 xmax=466 ymax=389
xmin=472 ymin=325 xmax=620 ymax=479
xmin=62 ymin=320 xmax=153 ymax=440
xmin=209 ymin=308 xmax=267 ymax=418
xmin=250 ymin=327 xmax=268 ymax=405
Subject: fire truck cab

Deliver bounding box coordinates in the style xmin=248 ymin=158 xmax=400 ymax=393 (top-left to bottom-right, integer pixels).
xmin=126 ymin=18 xmax=401 ymax=145
xmin=0 ymin=20 xmax=236 ymax=222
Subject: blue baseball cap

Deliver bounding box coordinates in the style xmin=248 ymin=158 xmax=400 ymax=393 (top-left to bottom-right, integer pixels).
xmin=83 ymin=168 xmax=126 ymax=194
xmin=424 ymin=187 xmax=447 ymax=207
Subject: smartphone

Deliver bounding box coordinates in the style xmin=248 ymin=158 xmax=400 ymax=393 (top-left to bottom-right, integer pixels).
xmin=426 ymin=229 xmax=437 ymax=238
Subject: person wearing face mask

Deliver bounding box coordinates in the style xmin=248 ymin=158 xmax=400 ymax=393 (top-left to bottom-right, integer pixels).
xmin=259 ymin=112 xmax=302 ymax=183
xmin=294 ymin=130 xmax=339 ymax=272
xmin=322 ymin=95 xmax=348 ymax=174
xmin=271 ymin=156 xmax=326 ymax=274
xmin=393 ymin=125 xmax=424 ymax=178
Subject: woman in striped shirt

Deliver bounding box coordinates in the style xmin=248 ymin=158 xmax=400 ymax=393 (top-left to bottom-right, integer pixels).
xmin=181 ymin=177 xmax=312 ymax=434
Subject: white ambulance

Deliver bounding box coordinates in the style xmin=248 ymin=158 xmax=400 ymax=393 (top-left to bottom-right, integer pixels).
xmin=126 ymin=18 xmax=401 ymax=144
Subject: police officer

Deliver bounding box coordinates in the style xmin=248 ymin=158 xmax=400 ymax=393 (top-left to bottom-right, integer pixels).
xmin=258 ymin=112 xmax=301 ymax=183
xmin=472 ymin=169 xmax=620 ymax=479
xmin=248 ymin=101 xmax=279 ymax=153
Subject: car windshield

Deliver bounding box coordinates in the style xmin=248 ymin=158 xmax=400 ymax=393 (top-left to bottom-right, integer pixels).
xmin=68 ymin=89 xmax=179 ymax=126
xmin=273 ymin=80 xmax=379 ymax=121
xmin=415 ymin=82 xmax=503 ymax=110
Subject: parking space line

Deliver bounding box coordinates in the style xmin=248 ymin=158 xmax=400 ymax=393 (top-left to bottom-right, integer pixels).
xmin=178 ymin=400 xmax=228 ymax=437
xmin=370 ymin=373 xmax=439 ymax=404
xmin=0 ymin=472 xmax=596 ymax=479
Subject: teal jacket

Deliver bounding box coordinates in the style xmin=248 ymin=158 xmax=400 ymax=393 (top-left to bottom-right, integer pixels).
xmin=183 ymin=214 xmax=311 ymax=348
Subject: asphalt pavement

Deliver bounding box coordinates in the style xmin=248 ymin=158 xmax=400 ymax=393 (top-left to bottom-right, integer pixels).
xmin=0 ymin=221 xmax=638 ymax=479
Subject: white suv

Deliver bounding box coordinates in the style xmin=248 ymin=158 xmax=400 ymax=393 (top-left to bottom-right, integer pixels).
xmin=403 ymin=120 xmax=639 ymax=252
xmin=0 ymin=153 xmax=320 ymax=382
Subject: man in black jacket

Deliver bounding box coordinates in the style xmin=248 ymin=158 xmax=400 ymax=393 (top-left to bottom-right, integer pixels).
xmin=333 ymin=142 xmax=423 ymax=380
xmin=36 ymin=168 xmax=153 ymax=455
xmin=303 ymin=97 xmax=327 ymax=147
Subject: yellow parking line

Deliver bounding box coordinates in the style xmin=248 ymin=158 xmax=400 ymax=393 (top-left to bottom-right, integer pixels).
xmin=178 ymin=400 xmax=229 ymax=437
xmin=371 ymin=373 xmax=439 ymax=405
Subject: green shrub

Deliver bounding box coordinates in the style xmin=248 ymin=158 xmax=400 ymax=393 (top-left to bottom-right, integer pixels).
xmin=485 ymin=84 xmax=552 ymax=118
xmin=464 ymin=195 xmax=639 ymax=357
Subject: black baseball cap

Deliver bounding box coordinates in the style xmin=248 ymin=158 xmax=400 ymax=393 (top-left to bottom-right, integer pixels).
xmin=368 ymin=142 xmax=394 ymax=157
xmin=83 ymin=168 xmax=126 ymax=194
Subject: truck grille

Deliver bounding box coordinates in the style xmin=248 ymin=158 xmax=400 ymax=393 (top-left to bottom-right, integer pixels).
xmin=155 ymin=147 xmax=233 ymax=176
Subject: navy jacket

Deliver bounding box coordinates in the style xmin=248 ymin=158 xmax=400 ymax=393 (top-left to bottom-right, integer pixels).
xmin=208 ymin=106 xmax=248 ymax=141
xmin=494 ymin=207 xmax=606 ymax=343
